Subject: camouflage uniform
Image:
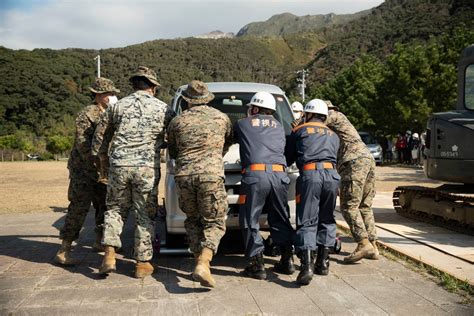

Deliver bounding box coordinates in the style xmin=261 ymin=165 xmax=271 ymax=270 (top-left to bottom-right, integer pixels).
xmin=60 ymin=78 xmax=119 ymax=242
xmin=168 ymin=104 xmax=233 ymax=255
xmin=92 ymin=84 xmax=175 ymax=262
xmin=325 ymin=110 xmax=377 ymax=242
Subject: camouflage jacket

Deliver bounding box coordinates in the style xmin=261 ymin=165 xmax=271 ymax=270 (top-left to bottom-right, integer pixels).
xmin=68 ymin=104 xmax=104 ymax=177
xmin=92 ymin=91 xmax=175 ymax=169
xmin=325 ymin=110 xmax=373 ymax=168
xmin=167 ymin=105 xmax=233 ymax=177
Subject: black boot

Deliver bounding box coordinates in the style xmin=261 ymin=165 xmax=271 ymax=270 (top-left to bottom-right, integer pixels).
xmin=245 ymin=252 xmax=266 ymax=280
xmin=315 ymin=246 xmax=330 ymax=275
xmin=297 ymin=249 xmax=314 ymax=285
xmin=273 ymin=245 xmax=295 ymax=275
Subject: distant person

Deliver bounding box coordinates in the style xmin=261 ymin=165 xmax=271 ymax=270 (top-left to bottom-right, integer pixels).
xmin=395 ymin=133 xmax=406 ymax=164
xmin=54 ymin=77 xmax=120 ymax=266
xmin=167 ymin=80 xmax=233 ymax=288
xmin=379 ymin=134 xmax=389 ymax=163
xmin=420 ymin=131 xmax=427 ymax=165
xmin=286 ymin=99 xmax=340 ymax=285
xmin=235 ymin=92 xmax=295 ymax=280
xmin=92 ymin=66 xmax=175 ymax=279
xmin=386 ymin=137 xmax=393 ymax=162
xmin=405 ymin=130 xmax=413 ymax=164
xmin=291 ymin=101 xmax=305 ymax=128
xmin=291 ymin=101 xmax=304 ymax=120
xmin=324 ymin=100 xmax=378 ymax=263
xmin=411 ymin=133 xmax=421 ymax=166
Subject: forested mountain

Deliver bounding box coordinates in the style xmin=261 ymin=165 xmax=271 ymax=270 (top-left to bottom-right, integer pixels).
xmin=236 ymin=11 xmax=369 ymax=37
xmin=1 ymin=0 xmax=473 ymax=157
xmin=306 ymin=0 xmax=474 ymax=85
xmin=0 ymin=35 xmax=323 ymax=138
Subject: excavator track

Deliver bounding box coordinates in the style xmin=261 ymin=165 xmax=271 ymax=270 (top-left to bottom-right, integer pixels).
xmin=393 ymin=185 xmax=474 ymax=236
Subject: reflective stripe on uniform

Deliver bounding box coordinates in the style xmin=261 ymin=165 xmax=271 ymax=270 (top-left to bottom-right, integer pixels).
xmin=292 ymin=122 xmax=328 ymax=133
xmin=241 ymin=164 xmax=285 ymax=174
xmin=303 ymin=162 xmax=334 ymax=171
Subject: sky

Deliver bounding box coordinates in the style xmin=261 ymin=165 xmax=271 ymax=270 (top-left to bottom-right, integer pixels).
xmin=0 ymin=0 xmax=385 ymax=50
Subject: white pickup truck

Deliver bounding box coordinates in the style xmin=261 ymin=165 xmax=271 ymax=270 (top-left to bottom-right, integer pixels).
xmin=162 ymin=82 xmax=299 ymax=246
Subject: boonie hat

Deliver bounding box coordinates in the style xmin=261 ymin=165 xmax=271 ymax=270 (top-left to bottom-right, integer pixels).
xmin=324 ymin=100 xmax=336 ymax=108
xmin=89 ymin=77 xmax=120 ymax=94
xmin=129 ymin=66 xmax=161 ymax=87
xmin=181 ymin=80 xmax=215 ymax=104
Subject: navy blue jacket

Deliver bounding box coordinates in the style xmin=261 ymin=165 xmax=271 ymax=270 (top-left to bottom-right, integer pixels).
xmin=285 ymin=119 xmax=340 ymax=170
xmin=234 ymin=114 xmax=287 ymax=168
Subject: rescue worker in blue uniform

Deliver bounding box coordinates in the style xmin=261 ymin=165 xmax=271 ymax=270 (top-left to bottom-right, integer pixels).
xmin=285 ymin=99 xmax=340 ymax=285
xmin=234 ymin=91 xmax=295 ymax=280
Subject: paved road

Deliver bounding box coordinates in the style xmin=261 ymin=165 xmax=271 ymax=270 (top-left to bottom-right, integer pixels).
xmin=0 ymin=211 xmax=472 ymax=315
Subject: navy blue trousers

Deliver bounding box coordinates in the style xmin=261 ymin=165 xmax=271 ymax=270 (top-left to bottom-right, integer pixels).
xmin=295 ymin=168 xmax=340 ymax=252
xmin=239 ymin=171 xmax=294 ymax=258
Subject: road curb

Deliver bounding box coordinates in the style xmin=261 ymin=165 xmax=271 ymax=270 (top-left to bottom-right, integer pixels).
xmin=336 ymin=219 xmax=474 ymax=288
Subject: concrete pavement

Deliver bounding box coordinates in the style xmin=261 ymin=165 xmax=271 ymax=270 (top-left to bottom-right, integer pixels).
xmin=0 ymin=211 xmax=472 ymax=315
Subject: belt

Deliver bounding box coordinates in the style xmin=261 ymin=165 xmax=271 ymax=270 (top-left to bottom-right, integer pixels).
xmin=242 ymin=164 xmax=285 ymax=174
xmin=302 ymin=162 xmax=334 ymax=171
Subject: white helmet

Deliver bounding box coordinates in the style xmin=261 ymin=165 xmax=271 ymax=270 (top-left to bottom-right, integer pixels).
xmin=247 ymin=91 xmax=276 ymax=111
xmin=413 ymin=133 xmax=419 ymax=139
xmin=291 ymin=101 xmax=304 ymax=112
xmin=304 ymin=99 xmax=328 ymax=116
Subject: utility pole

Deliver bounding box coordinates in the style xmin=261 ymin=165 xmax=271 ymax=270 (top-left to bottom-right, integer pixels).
xmin=94 ymin=55 xmax=101 ymax=78
xmin=296 ymin=69 xmax=308 ymax=102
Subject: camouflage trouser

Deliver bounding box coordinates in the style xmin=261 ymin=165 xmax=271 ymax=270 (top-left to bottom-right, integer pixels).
xmin=102 ymin=166 xmax=159 ymax=262
xmin=60 ymin=171 xmax=106 ymax=241
xmin=175 ymin=174 xmax=227 ymax=255
xmin=339 ymin=157 xmax=377 ymax=242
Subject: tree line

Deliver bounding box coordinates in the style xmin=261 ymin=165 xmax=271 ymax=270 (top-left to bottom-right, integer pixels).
xmin=310 ymin=27 xmax=474 ymax=136
xmin=0 ymin=0 xmax=472 ymax=159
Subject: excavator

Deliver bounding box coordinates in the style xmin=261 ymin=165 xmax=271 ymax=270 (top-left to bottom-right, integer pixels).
xmin=392 ymin=44 xmax=474 ymax=235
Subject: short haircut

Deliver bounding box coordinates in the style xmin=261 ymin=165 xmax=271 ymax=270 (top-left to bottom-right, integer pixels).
xmin=315 ymin=114 xmax=327 ymax=121
xmin=254 ymin=106 xmax=274 ymax=115
xmin=131 ymin=77 xmax=154 ymax=90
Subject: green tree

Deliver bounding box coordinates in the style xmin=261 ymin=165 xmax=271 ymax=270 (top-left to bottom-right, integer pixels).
xmin=46 ymin=135 xmax=73 ymax=158
xmin=311 ymin=55 xmax=383 ymax=131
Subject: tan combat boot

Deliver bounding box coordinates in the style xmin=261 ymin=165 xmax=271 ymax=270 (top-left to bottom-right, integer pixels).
xmin=193 ymin=247 xmax=216 ymax=288
xmin=135 ymin=261 xmax=154 ymax=278
xmin=92 ymin=232 xmax=104 ymax=252
xmin=343 ymin=239 xmax=375 ymax=264
xmin=54 ymin=240 xmax=78 ymax=266
xmin=99 ymin=246 xmax=116 ymax=274
xmin=368 ymin=240 xmax=380 ymax=260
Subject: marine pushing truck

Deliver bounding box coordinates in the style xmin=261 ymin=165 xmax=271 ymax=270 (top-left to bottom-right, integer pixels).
xmin=392 ymin=44 xmax=474 ymax=234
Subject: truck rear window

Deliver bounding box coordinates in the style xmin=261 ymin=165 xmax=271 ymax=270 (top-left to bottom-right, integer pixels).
xmin=175 ymin=92 xmax=294 ymax=135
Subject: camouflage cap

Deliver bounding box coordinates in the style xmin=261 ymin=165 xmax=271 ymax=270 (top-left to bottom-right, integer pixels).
xmin=89 ymin=77 xmax=120 ymax=94
xmin=324 ymin=100 xmax=339 ymax=110
xmin=181 ymin=80 xmax=214 ymax=105
xmin=129 ymin=66 xmax=161 ymax=87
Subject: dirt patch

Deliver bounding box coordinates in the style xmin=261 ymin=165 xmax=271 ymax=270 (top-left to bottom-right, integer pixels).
xmin=375 ymin=165 xmax=443 ymax=192
xmin=0 ymin=162 xmax=166 ymax=214
xmin=0 ymin=162 xmax=443 ymax=214
xmin=0 ymin=161 xmax=69 ymax=214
